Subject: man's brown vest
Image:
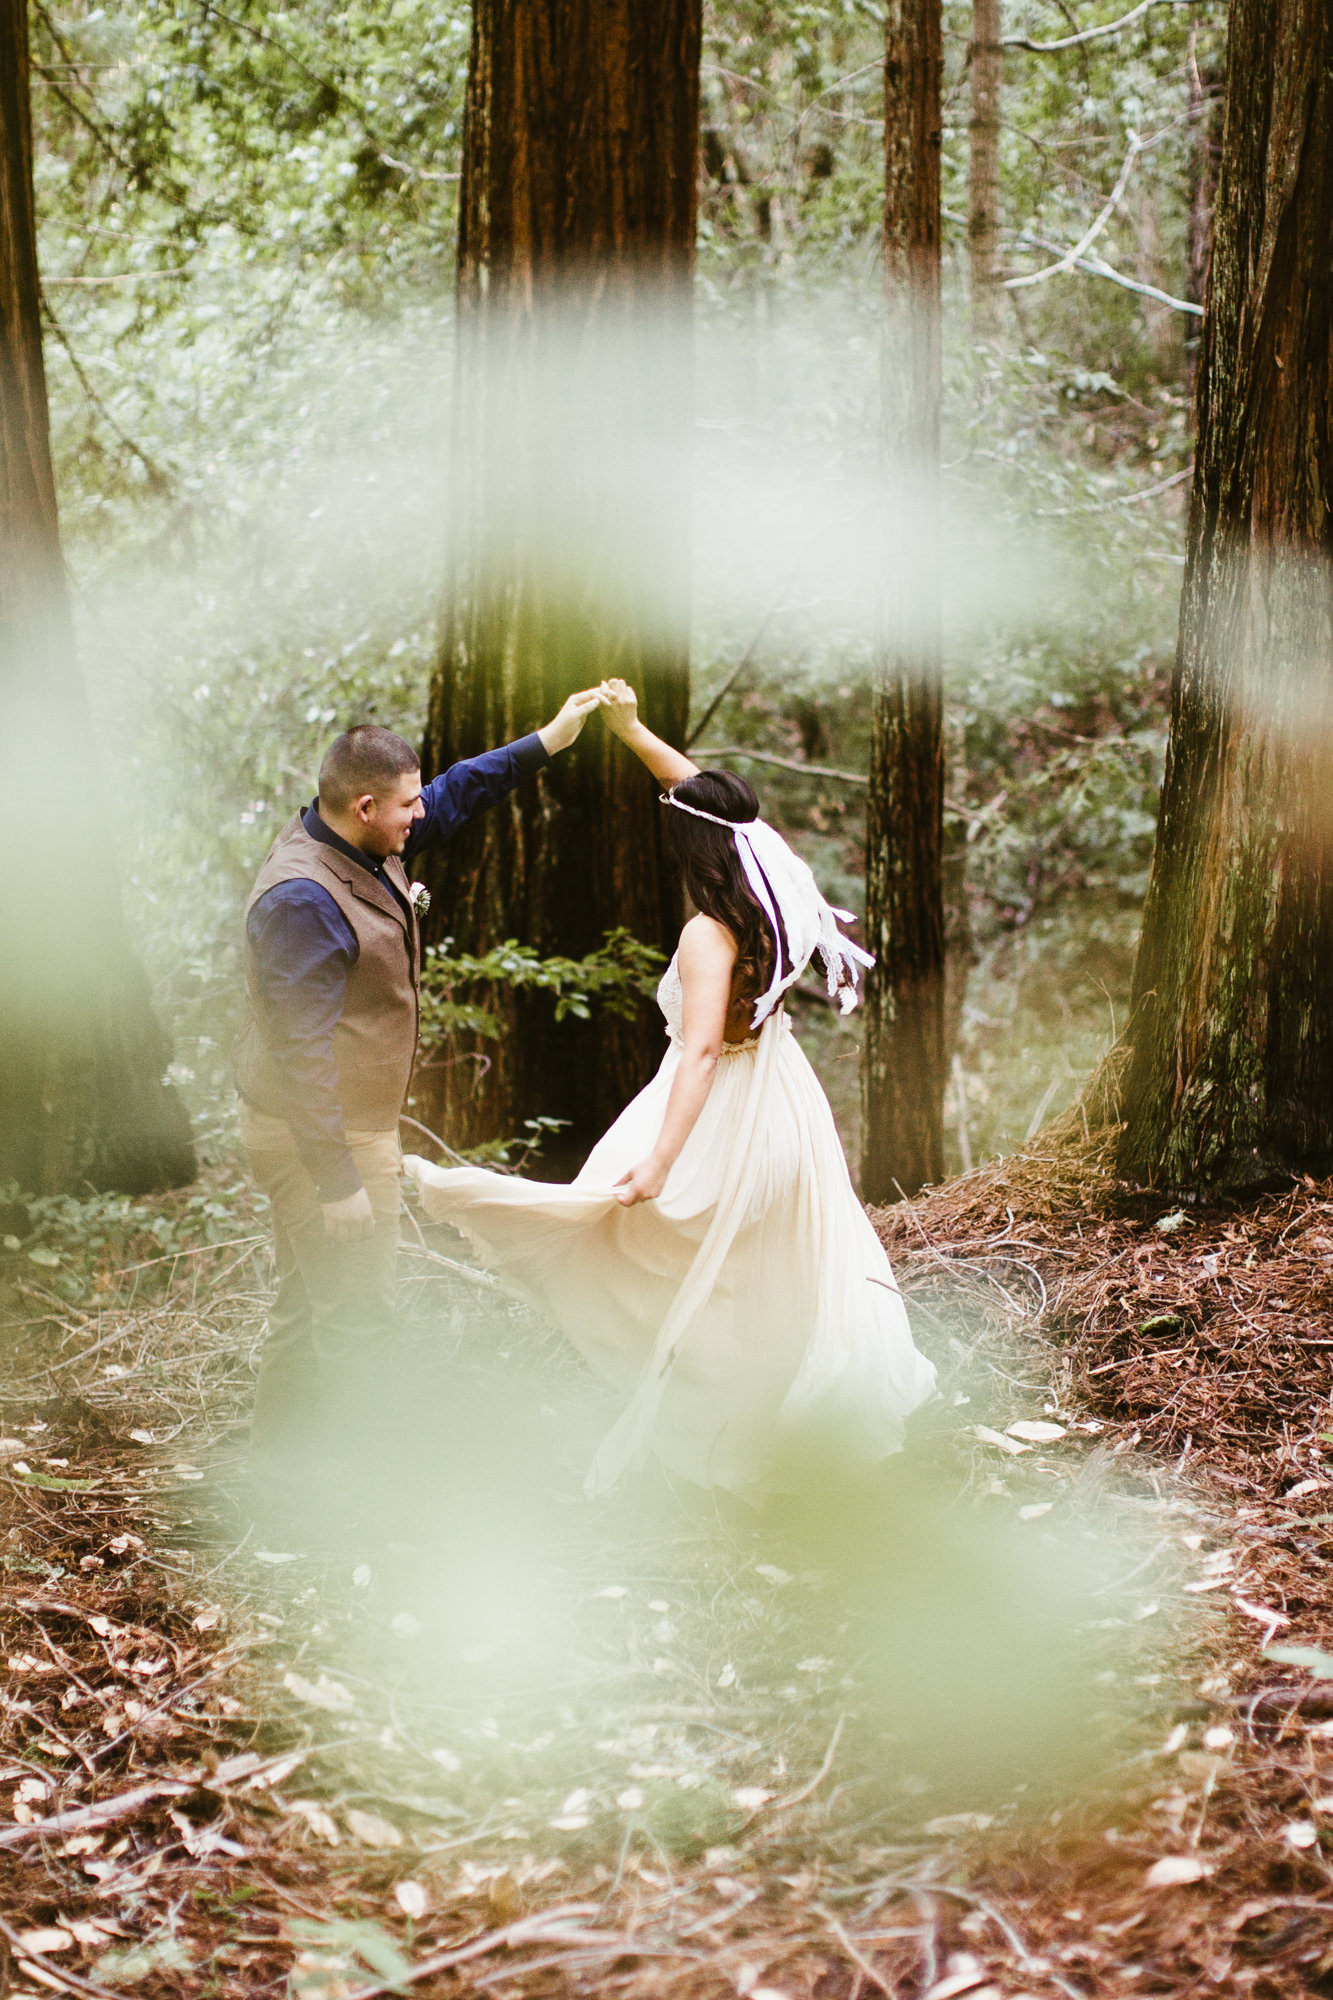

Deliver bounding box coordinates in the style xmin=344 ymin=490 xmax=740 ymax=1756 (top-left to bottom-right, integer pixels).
xmin=235 ymin=815 xmax=420 ymax=1132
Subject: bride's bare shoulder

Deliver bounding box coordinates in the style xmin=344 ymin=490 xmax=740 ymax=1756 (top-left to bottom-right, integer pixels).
xmin=679 ymin=912 xmax=739 ymax=965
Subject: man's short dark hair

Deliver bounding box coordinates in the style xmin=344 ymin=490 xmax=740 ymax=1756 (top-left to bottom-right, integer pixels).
xmin=318 ymin=725 xmax=421 ymax=812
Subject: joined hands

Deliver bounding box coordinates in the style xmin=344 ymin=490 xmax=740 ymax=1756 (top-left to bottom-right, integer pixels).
xmin=537 ymin=679 xmax=644 ymax=753
xmin=598 ymin=677 xmax=640 ymax=740
xmin=537 ymin=679 xmax=646 ymax=754
xmin=538 ymin=687 xmax=604 ymax=753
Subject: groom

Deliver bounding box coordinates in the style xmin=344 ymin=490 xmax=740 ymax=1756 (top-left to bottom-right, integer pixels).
xmin=236 ymin=690 xmax=602 ymax=1487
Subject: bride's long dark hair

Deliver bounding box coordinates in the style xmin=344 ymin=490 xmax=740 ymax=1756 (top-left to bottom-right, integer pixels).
xmin=661 ymin=770 xmax=789 ymax=998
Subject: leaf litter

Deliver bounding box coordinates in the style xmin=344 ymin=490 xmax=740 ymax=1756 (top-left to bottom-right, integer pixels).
xmin=2 ymin=1130 xmax=1333 ymax=1996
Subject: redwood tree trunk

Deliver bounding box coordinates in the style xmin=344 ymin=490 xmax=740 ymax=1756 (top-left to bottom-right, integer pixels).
xmin=967 ymin=0 xmax=1003 ymax=332
xmin=1117 ymin=0 xmax=1333 ymax=1192
xmin=417 ymin=0 xmax=700 ymax=1153
xmin=0 ymin=0 xmax=193 ymax=1196
xmin=861 ymin=0 xmax=946 ymax=1203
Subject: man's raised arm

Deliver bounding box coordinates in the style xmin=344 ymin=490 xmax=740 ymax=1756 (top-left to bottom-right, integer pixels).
xmin=405 ymin=689 xmax=603 ymax=859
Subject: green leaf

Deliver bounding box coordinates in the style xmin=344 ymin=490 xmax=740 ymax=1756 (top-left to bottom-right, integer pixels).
xmin=347 ymin=1925 xmax=414 ymax=1986
xmin=17 ymin=1471 xmax=97 ymax=1492
xmin=93 ymin=1936 xmax=193 ymax=1984
xmin=26 ymin=1246 xmax=61 ymax=1267
xmin=1263 ymin=1644 xmax=1333 ymax=1681
xmin=287 ymin=1918 xmax=413 ymax=1991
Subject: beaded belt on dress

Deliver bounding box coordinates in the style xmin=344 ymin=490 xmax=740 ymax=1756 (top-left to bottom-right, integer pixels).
xmin=666 ymin=1011 xmax=787 ymax=1057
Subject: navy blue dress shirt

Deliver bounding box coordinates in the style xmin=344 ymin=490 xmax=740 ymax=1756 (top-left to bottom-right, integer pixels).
xmin=244 ymin=734 xmax=548 ymax=1201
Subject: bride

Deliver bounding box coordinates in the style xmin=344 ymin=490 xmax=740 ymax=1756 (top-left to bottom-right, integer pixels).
xmin=405 ymin=680 xmax=937 ymax=1497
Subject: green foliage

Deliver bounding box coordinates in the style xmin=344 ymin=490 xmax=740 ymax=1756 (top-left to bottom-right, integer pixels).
xmin=14 ymin=1469 xmax=99 ymax=1491
xmin=92 ymin=1935 xmax=195 ymax=1986
xmin=286 ymin=1915 xmax=414 ymax=1995
xmin=0 ymin=1179 xmax=254 ymax=1300
xmin=456 ymin=1115 xmax=573 ymax=1174
xmin=632 ymin=1772 xmax=744 ymax=1858
xmin=418 ymin=929 xmax=667 ymax=1051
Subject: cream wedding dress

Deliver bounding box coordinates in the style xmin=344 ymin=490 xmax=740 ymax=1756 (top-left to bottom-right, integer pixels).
xmin=406 ymin=955 xmax=937 ymax=1498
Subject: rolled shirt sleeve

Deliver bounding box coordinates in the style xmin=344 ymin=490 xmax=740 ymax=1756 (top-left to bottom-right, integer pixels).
xmin=403 ymin=733 xmax=549 ymax=861
xmin=244 ymin=883 xmax=363 ymax=1202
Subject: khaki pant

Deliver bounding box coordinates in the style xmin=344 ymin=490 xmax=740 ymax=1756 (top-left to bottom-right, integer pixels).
xmin=240 ymin=1103 xmax=403 ymax=1472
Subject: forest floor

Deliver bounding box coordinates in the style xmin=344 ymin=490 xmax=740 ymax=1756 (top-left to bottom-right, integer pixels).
xmin=3 ymin=1123 xmax=1333 ymax=2000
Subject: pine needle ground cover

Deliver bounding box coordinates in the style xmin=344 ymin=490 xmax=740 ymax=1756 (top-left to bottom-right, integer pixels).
xmin=3 ymin=1140 xmax=1332 ymax=2000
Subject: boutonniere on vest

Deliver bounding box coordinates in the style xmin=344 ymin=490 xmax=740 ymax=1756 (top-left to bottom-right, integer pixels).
xmin=408 ymin=882 xmax=431 ymax=917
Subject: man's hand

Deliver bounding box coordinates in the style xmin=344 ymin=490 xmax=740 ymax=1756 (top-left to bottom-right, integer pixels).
xmin=538 ymin=687 xmax=604 ymax=755
xmin=599 ymin=677 xmax=639 ymax=741
xmin=614 ymin=1155 xmax=667 ymax=1206
xmin=322 ymin=1186 xmax=375 ymax=1241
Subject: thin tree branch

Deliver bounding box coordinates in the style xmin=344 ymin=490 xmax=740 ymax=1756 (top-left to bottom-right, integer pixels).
xmin=341 ymin=1907 xmax=611 ymax=2000
xmin=1111 ymin=464 xmax=1194 ymax=504
xmin=1079 ymin=251 xmax=1203 ymax=315
xmin=789 ymin=60 xmax=884 ymax=150
xmin=1004 ymin=129 xmax=1142 ymax=289
xmin=39 ymin=294 xmax=175 ymax=494
xmin=0 ymin=1918 xmax=124 ymax=2000
xmin=1011 ymin=228 xmax=1204 ymax=313
xmin=773 ymin=1713 xmax=846 ymax=1808
xmin=0 ymin=1779 xmax=193 ymax=1853
xmin=375 ymin=152 xmax=460 ymax=184
xmin=1069 ymin=250 xmax=1202 ymax=314
xmin=31 ymin=0 xmax=83 ymax=69
xmin=44 ymin=269 xmax=191 ymax=286
xmin=693 ymin=744 xmax=869 ymax=785
xmin=947 ymin=189 xmax=1205 ymax=316
xmin=192 ymin=0 xmax=358 ymax=114
xmin=1003 ymin=0 xmax=1185 ymax=53
xmin=816 ymin=1905 xmax=896 ymax=1998
xmin=685 ymin=602 xmax=783 ymax=748
xmin=29 ymin=67 xmax=137 ymax=177
xmin=700 ymin=63 xmax=779 ymax=101
xmin=697 ymin=746 xmax=1008 ymax=824
xmin=1033 ymin=464 xmax=1194 ymax=516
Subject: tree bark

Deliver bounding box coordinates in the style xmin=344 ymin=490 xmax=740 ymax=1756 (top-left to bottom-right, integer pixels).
xmin=0 ymin=0 xmax=193 ymax=1196
xmin=861 ymin=0 xmax=946 ymax=1203
xmin=417 ymin=0 xmax=700 ymax=1153
xmin=1117 ymin=0 xmax=1333 ymax=1193
xmin=967 ymin=0 xmax=1003 ymax=333
xmin=1184 ymin=21 xmax=1224 ymax=387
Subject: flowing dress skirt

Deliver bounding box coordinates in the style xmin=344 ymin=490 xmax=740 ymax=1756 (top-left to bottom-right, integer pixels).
xmin=407 ymin=1009 xmax=936 ymax=1497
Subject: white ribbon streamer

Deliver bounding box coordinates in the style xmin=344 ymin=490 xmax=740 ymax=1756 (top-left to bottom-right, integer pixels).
xmin=662 ymin=792 xmax=875 ymax=1026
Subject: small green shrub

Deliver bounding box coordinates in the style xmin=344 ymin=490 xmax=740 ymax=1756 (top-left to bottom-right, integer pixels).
xmin=417 ymin=927 xmax=666 ymax=1053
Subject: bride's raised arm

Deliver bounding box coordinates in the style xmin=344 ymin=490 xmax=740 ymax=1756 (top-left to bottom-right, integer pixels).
xmin=599 ymin=678 xmax=698 ymax=788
